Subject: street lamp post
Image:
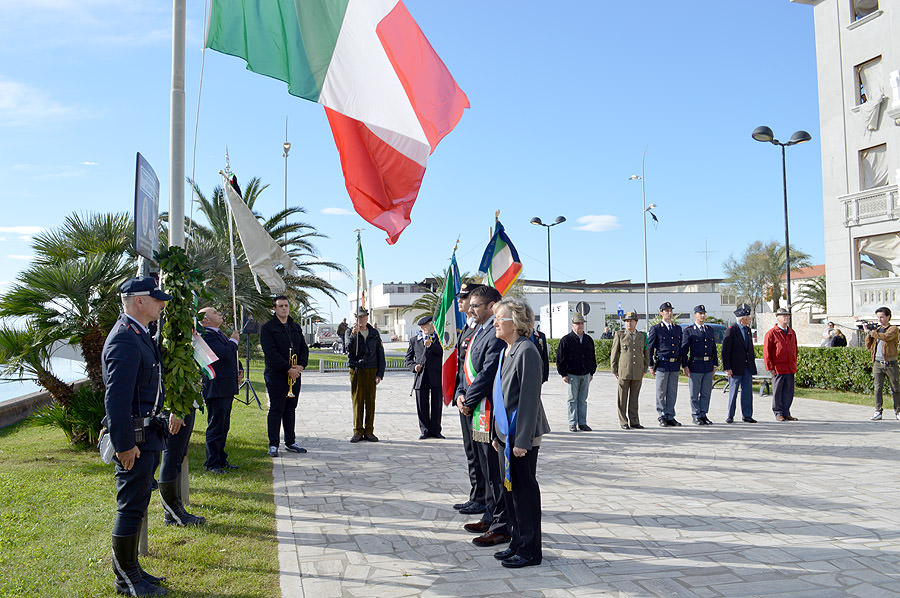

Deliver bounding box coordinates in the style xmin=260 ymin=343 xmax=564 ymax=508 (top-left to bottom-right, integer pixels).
xmin=630 ymin=152 xmax=658 ymax=332
xmin=530 ymin=215 xmax=566 ymax=339
xmin=751 ymin=126 xmax=811 ymax=315
xmin=283 ymin=118 xmax=291 ymax=247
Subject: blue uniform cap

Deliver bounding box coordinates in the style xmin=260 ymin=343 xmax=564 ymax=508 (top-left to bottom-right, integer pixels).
xmin=417 ymin=315 xmax=433 ymax=326
xmin=659 ymin=301 xmax=673 ymax=311
xmin=120 ymin=276 xmax=172 ymax=301
xmin=693 ymin=305 xmax=706 ymax=313
xmin=734 ymin=303 xmax=752 ymax=317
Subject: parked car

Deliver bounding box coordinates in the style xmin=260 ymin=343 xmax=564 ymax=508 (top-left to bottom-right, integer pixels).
xmin=679 ymin=322 xmax=728 ymax=344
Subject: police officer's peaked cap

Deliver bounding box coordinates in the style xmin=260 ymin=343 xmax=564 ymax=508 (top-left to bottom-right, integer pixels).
xmin=417 ymin=315 xmax=434 ymax=326
xmin=572 ymin=313 xmax=585 ymax=324
xmin=456 ymin=283 xmax=483 ymax=298
xmin=734 ymin=303 xmax=752 ymax=317
xmin=693 ymin=304 xmax=706 ymax=313
xmin=623 ymin=311 xmax=639 ymax=321
xmin=120 ymin=276 xmax=173 ymax=301
xmin=659 ymin=301 xmax=673 ymax=311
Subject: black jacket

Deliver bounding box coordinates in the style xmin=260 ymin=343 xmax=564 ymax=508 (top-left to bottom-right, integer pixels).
xmin=531 ymin=330 xmax=550 ymax=383
xmin=721 ymin=323 xmax=757 ymax=376
xmin=556 ymin=331 xmax=597 ymax=377
xmin=200 ymin=327 xmax=243 ymax=399
xmin=259 ymin=316 xmax=309 ymax=376
xmin=406 ymin=331 xmax=442 ymax=389
xmin=346 ymin=323 xmax=386 ymax=377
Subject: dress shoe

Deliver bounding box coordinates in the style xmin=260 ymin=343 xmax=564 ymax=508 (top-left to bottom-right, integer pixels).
xmin=285 ymin=443 xmax=307 ymax=453
xmin=620 ymin=424 xmax=630 ymax=430
xmin=459 ymin=502 xmax=486 ymax=515
xmin=742 ymin=417 xmax=757 ymax=423
xmin=692 ymin=418 xmax=702 ymax=425
xmin=205 ymin=466 xmax=226 ymax=474
xmin=493 ymin=547 xmax=516 ymax=560
xmin=658 ymin=419 xmax=672 ymax=427
xmin=453 ymin=500 xmax=472 ymax=511
xmin=224 ymin=461 xmax=239 ymax=470
xmin=419 ymin=433 xmax=429 ymax=440
xmin=472 ymin=531 xmax=511 ymax=547
xmin=726 ymin=417 xmax=734 ymax=424
xmin=267 ymin=446 xmax=279 ymax=457
xmin=670 ymin=419 xmax=682 ymax=427
xmin=432 ymin=433 xmax=445 ymax=439
xmin=784 ymin=415 xmax=798 ymax=421
xmin=578 ymin=424 xmax=592 ymax=431
xmin=350 ymin=433 xmax=363 ymax=443
xmin=501 ymin=554 xmax=541 ymax=568
xmin=364 ymin=434 xmax=379 ymax=442
xmin=569 ymin=425 xmax=578 ymax=432
xmin=776 ymin=415 xmax=786 ymax=422
xmin=464 ymin=521 xmax=490 ymax=534
xmin=630 ymin=423 xmax=644 ymax=429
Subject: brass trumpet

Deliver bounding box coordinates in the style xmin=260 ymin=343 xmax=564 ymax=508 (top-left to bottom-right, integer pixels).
xmin=287 ymin=353 xmax=297 ymax=398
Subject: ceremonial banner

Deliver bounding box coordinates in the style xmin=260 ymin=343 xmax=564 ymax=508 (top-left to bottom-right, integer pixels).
xmin=206 ymin=0 xmax=469 ymax=244
xmin=192 ymin=331 xmax=219 ymax=379
xmin=357 ymin=234 xmax=367 ymax=308
xmin=477 ymin=220 xmax=522 ymax=296
xmin=434 ymin=253 xmax=463 ymax=405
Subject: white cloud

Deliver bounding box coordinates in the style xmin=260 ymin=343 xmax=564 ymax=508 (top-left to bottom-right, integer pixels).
xmin=0 ymin=226 xmax=43 ymax=236
xmin=321 ymin=207 xmax=353 ymax=216
xmin=8 ymin=254 xmax=33 ymax=261
xmin=573 ymin=215 xmax=620 ymax=232
xmin=80 ymin=161 xmax=99 ymax=166
xmin=0 ymin=79 xmax=77 ymax=127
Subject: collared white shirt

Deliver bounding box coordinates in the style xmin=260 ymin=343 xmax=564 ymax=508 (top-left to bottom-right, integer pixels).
xmin=125 ymin=314 xmax=149 ymax=334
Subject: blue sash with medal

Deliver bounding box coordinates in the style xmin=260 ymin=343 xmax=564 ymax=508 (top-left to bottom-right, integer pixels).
xmin=492 ymin=350 xmax=517 ymax=491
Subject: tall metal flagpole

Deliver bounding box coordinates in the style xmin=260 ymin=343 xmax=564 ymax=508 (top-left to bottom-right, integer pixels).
xmin=355 ymin=229 xmax=361 ymax=358
xmin=169 ymin=0 xmax=186 ymax=249
xmin=224 ymin=154 xmax=238 ymax=329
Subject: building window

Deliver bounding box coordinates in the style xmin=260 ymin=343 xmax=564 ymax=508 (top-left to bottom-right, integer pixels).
xmin=855 ymin=56 xmax=881 ymax=105
xmin=860 ymin=144 xmax=888 ymax=190
xmin=853 ymin=0 xmax=878 ymax=21
xmin=857 ymin=232 xmax=900 ymax=279
xmin=397 ymin=286 xmax=405 ymax=293
xmin=720 ymin=293 xmax=736 ymax=306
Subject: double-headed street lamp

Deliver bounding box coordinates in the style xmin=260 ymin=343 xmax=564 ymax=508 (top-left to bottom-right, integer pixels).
xmin=629 ymin=154 xmax=658 ymax=332
xmin=530 ymin=215 xmax=566 ymax=339
xmin=751 ymin=126 xmax=811 ymax=315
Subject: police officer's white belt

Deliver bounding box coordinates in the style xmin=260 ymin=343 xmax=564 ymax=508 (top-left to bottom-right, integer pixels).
xmin=699 ymin=356 xmax=711 ymax=361
xmin=667 ymin=358 xmax=678 ymax=362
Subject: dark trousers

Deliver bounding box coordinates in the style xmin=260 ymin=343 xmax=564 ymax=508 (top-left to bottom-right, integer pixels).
xmin=727 ymin=371 xmax=754 ymax=419
xmin=265 ymin=374 xmax=299 ymax=447
xmin=460 ymin=411 xmax=486 ymax=504
xmin=113 ymin=448 xmax=161 ymax=536
xmin=772 ymin=373 xmax=795 ymax=417
xmin=477 ymin=441 xmax=509 ymax=534
xmin=204 ymin=396 xmax=233 ymax=468
xmin=415 ymin=384 xmax=443 ymax=436
xmin=499 ymin=444 xmax=542 ymax=562
xmin=350 ymin=367 xmax=377 ymax=435
xmin=873 ymin=360 xmax=900 ymax=412
xmin=159 ymin=409 xmax=195 ymax=483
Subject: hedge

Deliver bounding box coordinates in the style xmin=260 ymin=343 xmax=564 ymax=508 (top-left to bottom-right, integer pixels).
xmin=548 ymin=338 xmax=874 ymax=394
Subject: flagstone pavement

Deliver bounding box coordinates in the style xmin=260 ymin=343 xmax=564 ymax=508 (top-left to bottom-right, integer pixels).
xmin=273 ymin=371 xmax=900 ymax=597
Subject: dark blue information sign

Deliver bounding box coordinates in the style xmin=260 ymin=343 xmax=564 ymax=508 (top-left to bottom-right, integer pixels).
xmin=134 ymin=152 xmax=159 ymax=261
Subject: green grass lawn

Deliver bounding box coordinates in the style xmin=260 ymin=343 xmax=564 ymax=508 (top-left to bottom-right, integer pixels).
xmin=0 ymin=370 xmax=279 ymax=598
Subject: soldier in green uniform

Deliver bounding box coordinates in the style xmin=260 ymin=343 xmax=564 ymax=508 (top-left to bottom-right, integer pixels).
xmin=610 ymin=311 xmax=649 ymax=430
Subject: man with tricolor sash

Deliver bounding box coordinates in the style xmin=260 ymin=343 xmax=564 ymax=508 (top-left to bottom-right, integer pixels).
xmin=455 ymin=285 xmax=511 ymax=547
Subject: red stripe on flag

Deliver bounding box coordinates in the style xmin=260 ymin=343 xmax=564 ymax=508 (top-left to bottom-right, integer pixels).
xmin=441 ymin=349 xmax=457 ymax=406
xmin=376 ymin=2 xmax=470 ymax=152
xmin=325 ymin=107 xmax=425 ymax=244
xmin=493 ymin=262 xmax=522 ymax=296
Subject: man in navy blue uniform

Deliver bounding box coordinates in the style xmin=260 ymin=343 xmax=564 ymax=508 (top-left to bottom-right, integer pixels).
xmin=722 ymin=303 xmax=758 ymax=423
xmin=406 ymin=314 xmax=444 ymax=439
xmin=199 ymin=307 xmax=243 ymax=473
xmin=102 ymin=276 xmax=172 ymax=597
xmin=260 ymin=295 xmax=309 ymax=456
xmin=649 ymin=301 xmax=683 ymax=427
xmin=681 ymin=305 xmax=718 ymax=425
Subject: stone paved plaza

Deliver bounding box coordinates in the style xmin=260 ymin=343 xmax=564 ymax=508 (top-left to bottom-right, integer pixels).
xmin=273 ymin=371 xmax=900 ymax=597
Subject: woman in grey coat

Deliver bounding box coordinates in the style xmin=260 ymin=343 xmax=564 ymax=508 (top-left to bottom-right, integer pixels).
xmin=490 ymin=298 xmax=551 ymax=568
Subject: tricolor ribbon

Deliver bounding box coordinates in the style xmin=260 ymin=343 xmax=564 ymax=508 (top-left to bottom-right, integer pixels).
xmin=492 ymin=350 xmax=517 ymax=491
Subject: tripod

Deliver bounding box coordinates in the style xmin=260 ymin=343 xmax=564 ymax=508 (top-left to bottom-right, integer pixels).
xmin=236 ymin=308 xmax=262 ymax=409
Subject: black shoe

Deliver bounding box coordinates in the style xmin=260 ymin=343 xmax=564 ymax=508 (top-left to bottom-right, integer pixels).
xmin=432 ymin=432 xmax=445 ymax=439
xmin=630 ymin=423 xmax=644 ymax=429
xmin=702 ymin=417 xmax=714 ymax=425
xmin=578 ymin=424 xmax=592 ymax=431
xmin=494 ymin=547 xmax=516 ymax=560
xmin=364 ymin=434 xmax=379 ymax=442
xmin=350 ymin=433 xmax=363 ymax=443
xmin=659 ymin=419 xmax=673 ymax=427
xmin=419 ymin=433 xmax=429 ymax=440
xmin=742 ymin=417 xmax=757 ymax=423
xmin=205 ymin=466 xmax=226 ymax=474
xmin=620 ymin=424 xmax=630 ymax=430
xmin=453 ymin=500 xmax=472 ymax=511
xmin=224 ymin=461 xmax=239 ymax=470
xmin=569 ymin=425 xmax=578 ymax=432
xmin=285 ymin=443 xmax=307 ymax=453
xmin=692 ymin=418 xmax=702 ymax=425
xmin=670 ymin=419 xmax=682 ymax=427
xmin=725 ymin=417 xmax=734 ymax=424
xmin=501 ymin=554 xmax=541 ymax=568
xmin=459 ymin=502 xmax=486 ymax=515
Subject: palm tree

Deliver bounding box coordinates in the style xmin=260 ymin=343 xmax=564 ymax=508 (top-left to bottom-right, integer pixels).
xmin=401 ymin=272 xmax=473 ymax=322
xmin=793 ymin=275 xmax=827 ymax=312
xmin=0 ymin=325 xmax=73 ymax=406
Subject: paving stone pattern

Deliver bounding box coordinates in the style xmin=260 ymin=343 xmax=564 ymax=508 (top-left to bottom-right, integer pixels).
xmin=273 ymin=371 xmax=900 ymax=597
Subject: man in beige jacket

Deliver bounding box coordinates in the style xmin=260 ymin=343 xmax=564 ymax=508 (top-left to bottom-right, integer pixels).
xmin=866 ymin=306 xmax=900 ymax=421
xmin=610 ymin=311 xmax=650 ymax=430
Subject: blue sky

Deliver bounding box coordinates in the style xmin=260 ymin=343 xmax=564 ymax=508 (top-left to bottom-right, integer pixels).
xmin=0 ymin=1 xmax=823 ymax=320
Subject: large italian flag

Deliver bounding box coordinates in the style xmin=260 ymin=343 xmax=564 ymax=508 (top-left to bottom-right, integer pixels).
xmin=206 ymin=0 xmax=469 ymax=244
xmin=433 ymin=254 xmax=464 ymax=405
xmin=477 ymin=220 xmax=522 ymax=296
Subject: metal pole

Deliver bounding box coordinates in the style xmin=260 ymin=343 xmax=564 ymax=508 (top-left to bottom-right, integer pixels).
xmin=168 ymin=0 xmax=186 ymax=249
xmin=641 ymin=153 xmax=649 ymax=332
xmin=781 ymin=144 xmax=791 ymax=314
xmin=283 ymin=118 xmax=290 ymax=246
xmin=546 ymin=225 xmax=553 ymax=340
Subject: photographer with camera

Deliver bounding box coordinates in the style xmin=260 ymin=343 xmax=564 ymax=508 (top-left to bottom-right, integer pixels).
xmin=865 ymin=307 xmax=900 ymax=421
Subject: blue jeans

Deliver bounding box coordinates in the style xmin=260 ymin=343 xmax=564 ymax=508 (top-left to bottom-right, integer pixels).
xmin=655 ymin=370 xmax=679 ymax=420
xmin=727 ymin=371 xmax=753 ymax=419
xmin=566 ymin=374 xmax=590 ymax=427
xmin=688 ymin=371 xmax=713 ymax=418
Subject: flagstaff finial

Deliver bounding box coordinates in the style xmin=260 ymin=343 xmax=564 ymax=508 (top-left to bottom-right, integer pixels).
xmin=453 ymin=237 xmax=459 ymax=253
xmin=495 ymin=210 xmax=500 ymax=221
xmin=225 ymin=146 xmax=231 ymax=176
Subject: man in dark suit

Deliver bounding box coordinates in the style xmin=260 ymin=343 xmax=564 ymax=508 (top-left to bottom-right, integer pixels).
xmin=406 ymin=314 xmax=444 ymax=439
xmin=649 ymin=301 xmax=683 ymax=427
xmin=457 ymin=285 xmax=511 ymax=548
xmin=722 ymin=303 xmax=758 ymax=423
xmin=530 ymin=326 xmax=549 ymax=383
xmin=199 ymin=307 xmax=243 ymax=473
xmin=452 ymin=283 xmax=487 ymax=516
xmin=260 ymin=295 xmax=310 ymax=456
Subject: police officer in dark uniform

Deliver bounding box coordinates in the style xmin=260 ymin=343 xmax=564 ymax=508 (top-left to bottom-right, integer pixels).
xmin=530 ymin=326 xmax=549 ymax=383
xmin=648 ymin=301 xmax=683 ymax=426
xmin=681 ymin=304 xmax=718 ymax=425
xmin=406 ymin=314 xmax=444 ymax=439
xmin=103 ymin=276 xmax=172 ymax=597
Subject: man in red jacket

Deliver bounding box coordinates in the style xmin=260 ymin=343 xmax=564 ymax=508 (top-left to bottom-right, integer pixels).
xmin=763 ymin=308 xmax=798 ymax=422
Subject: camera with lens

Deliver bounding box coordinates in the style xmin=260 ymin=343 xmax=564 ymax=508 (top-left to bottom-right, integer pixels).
xmin=858 ymin=320 xmax=878 ymax=331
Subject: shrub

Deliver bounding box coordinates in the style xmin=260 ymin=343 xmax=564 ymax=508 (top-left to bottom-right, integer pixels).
xmin=27 ymin=385 xmax=105 ymax=448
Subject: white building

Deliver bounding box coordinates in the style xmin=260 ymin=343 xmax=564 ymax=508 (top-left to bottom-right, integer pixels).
xmin=795 ymin=0 xmax=900 ymax=324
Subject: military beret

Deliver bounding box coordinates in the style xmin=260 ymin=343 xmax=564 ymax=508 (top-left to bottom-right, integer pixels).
xmin=417 ymin=315 xmax=434 ymax=326
xmin=623 ymin=311 xmax=639 ymax=321
xmin=120 ymin=276 xmax=172 ymax=301
xmin=659 ymin=301 xmax=673 ymax=311
xmin=572 ymin=313 xmax=585 ymax=324
xmin=693 ymin=304 xmax=706 ymax=313
xmin=734 ymin=303 xmax=752 ymax=317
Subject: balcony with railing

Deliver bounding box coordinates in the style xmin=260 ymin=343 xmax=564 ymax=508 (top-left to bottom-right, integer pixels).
xmin=852 ymin=277 xmax=900 ymax=316
xmin=841 ymin=185 xmax=899 ymax=227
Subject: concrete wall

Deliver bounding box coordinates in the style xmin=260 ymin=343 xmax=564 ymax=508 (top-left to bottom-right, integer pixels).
xmin=0 ymin=379 xmax=91 ymax=430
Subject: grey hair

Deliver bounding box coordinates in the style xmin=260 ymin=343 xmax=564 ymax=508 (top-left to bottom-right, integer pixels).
xmin=493 ymin=298 xmax=534 ymax=337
